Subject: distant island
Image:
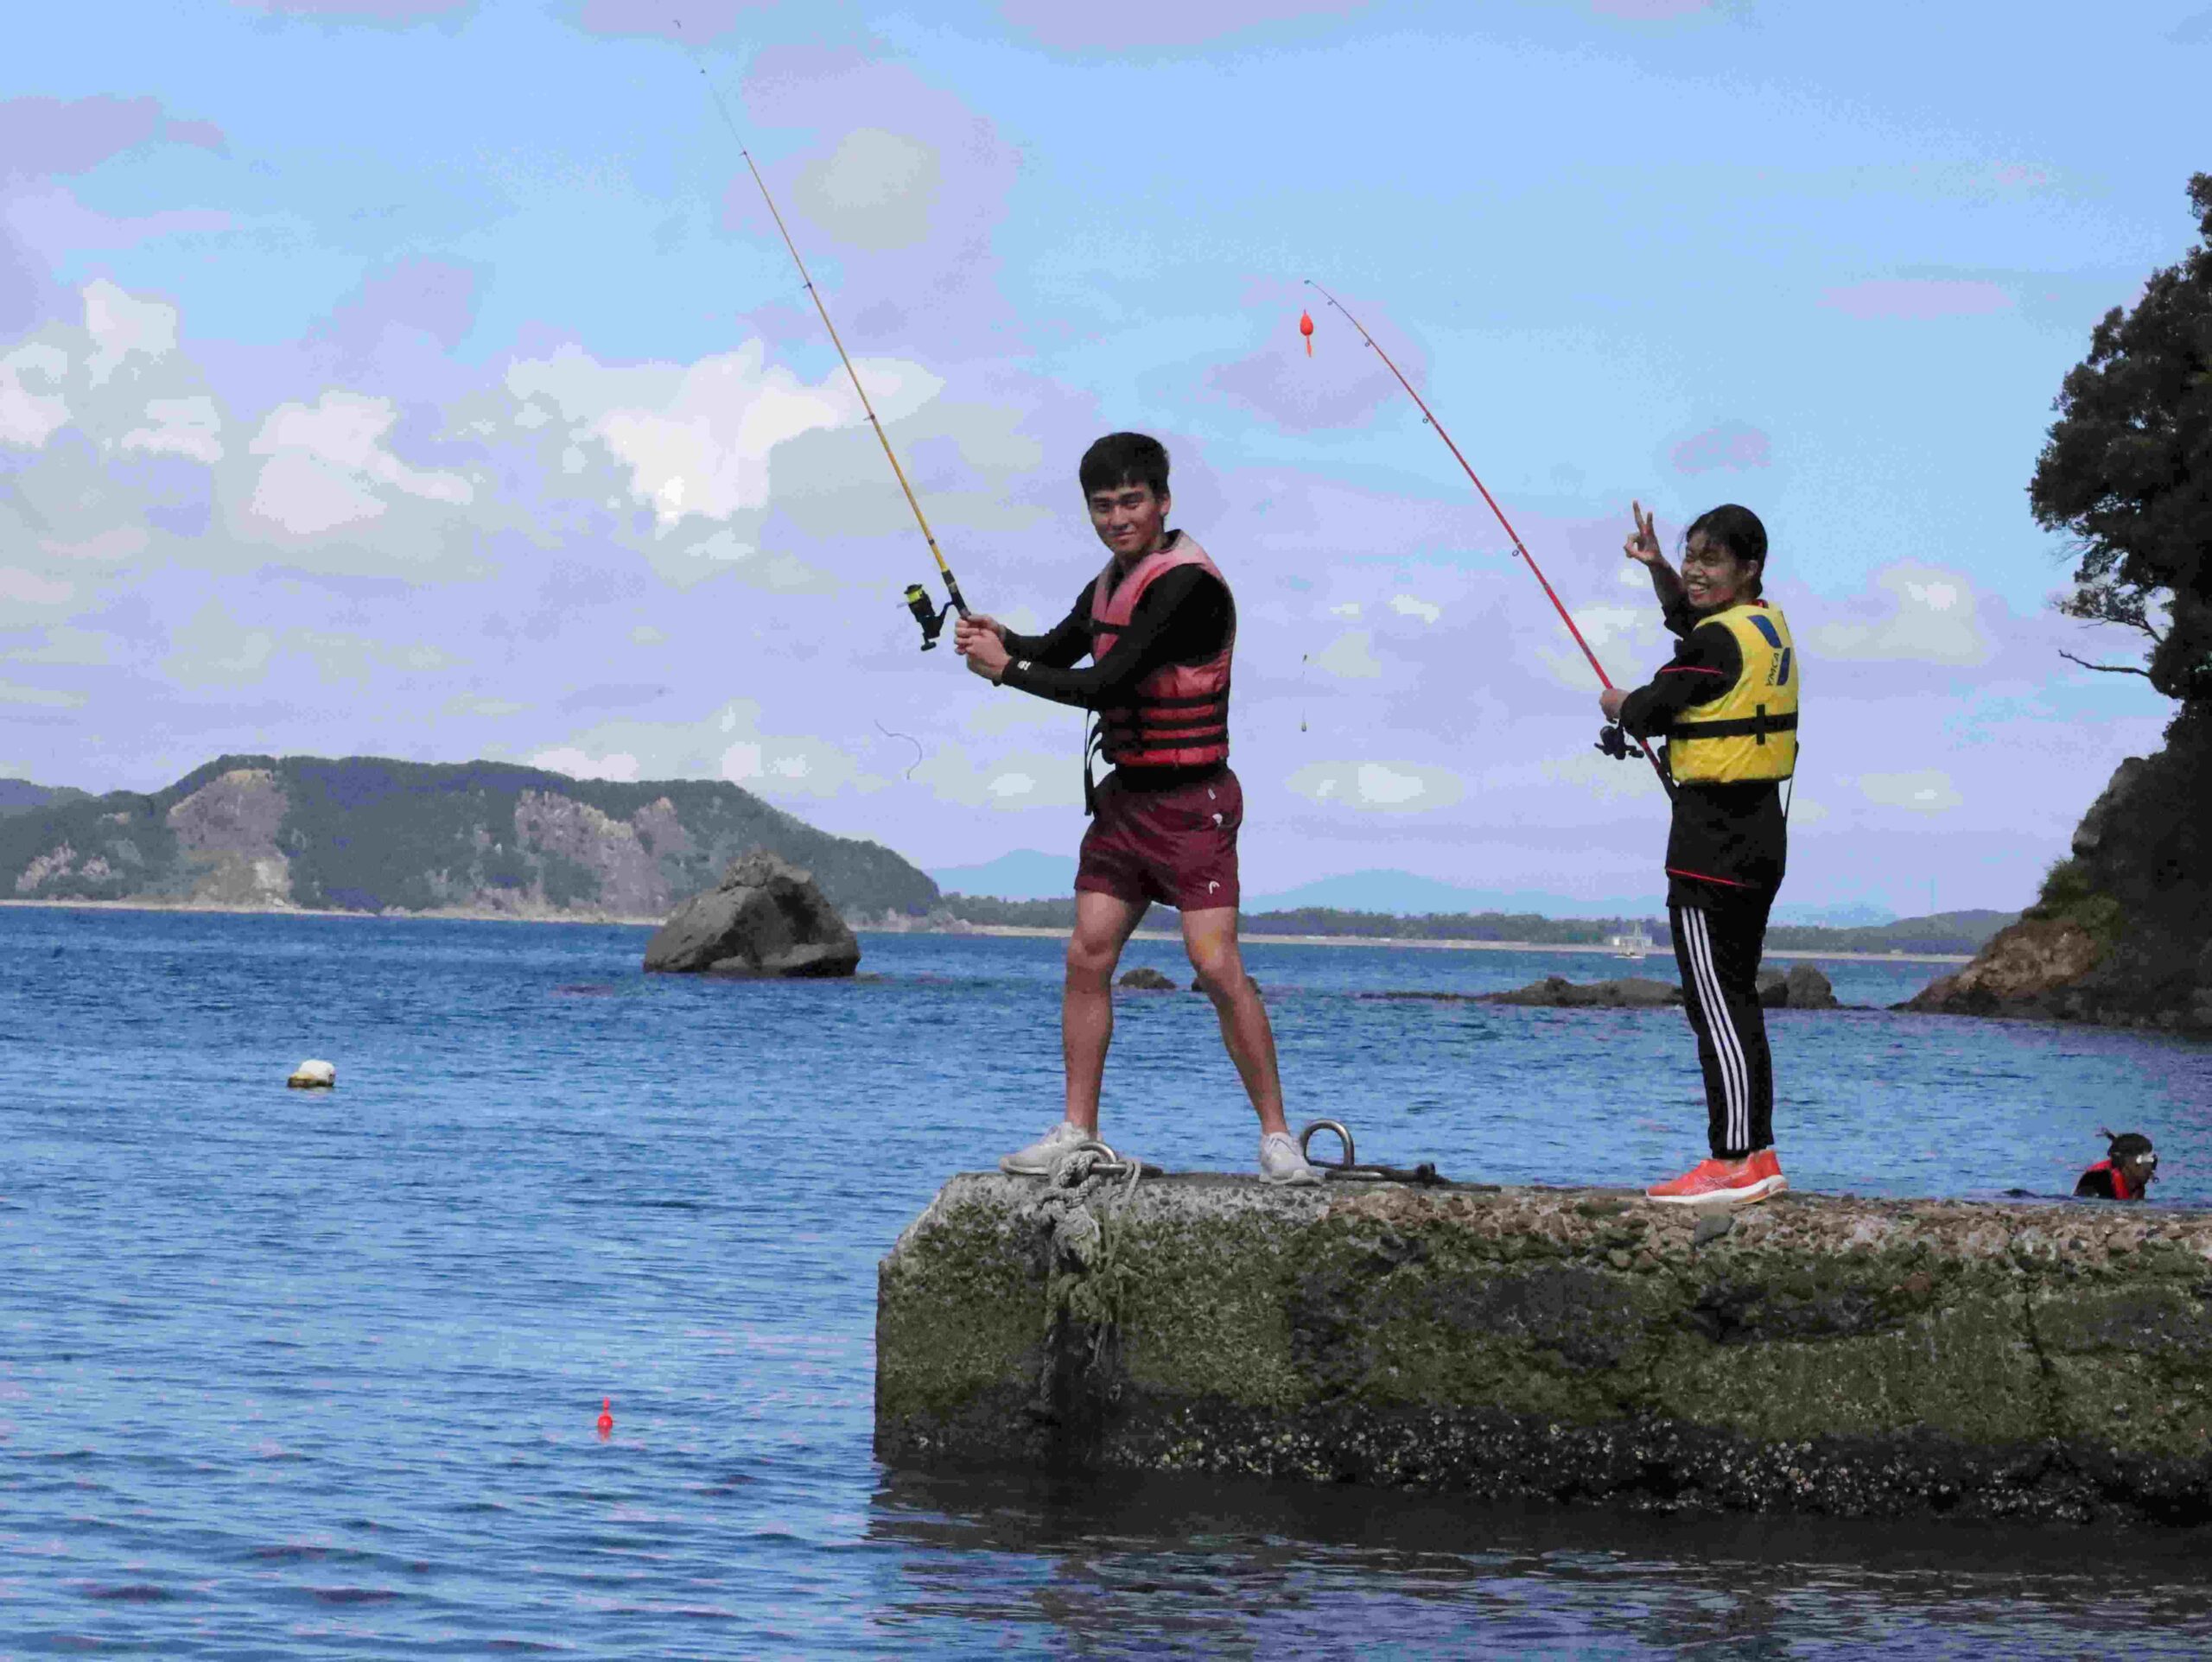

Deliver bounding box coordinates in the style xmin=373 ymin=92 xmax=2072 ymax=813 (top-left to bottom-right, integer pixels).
xmin=0 ymin=755 xmax=936 ymax=920
xmin=0 ymin=755 xmax=2017 ymax=955
xmin=923 ymin=895 xmax=2017 ymax=958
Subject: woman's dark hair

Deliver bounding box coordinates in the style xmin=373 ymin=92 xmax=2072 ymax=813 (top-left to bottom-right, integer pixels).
xmin=1079 ymin=432 xmax=1170 ymax=499
xmin=1684 ymin=504 xmax=1768 ymax=596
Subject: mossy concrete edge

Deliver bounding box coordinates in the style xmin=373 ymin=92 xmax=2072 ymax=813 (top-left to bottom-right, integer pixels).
xmin=875 ymin=1173 xmax=2212 ymax=1526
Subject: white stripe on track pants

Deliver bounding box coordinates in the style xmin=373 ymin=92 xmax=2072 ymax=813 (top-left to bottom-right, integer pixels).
xmin=1669 ymin=891 xmax=1776 ymax=1158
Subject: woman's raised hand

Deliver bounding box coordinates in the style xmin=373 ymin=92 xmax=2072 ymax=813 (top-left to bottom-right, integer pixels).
xmin=1628 ymin=499 xmax=1663 ymax=565
xmin=1623 ymin=501 xmax=1662 ymax=567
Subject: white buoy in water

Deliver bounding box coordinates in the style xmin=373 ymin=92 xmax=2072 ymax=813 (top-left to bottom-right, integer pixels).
xmin=287 ymin=1059 xmax=336 ymax=1089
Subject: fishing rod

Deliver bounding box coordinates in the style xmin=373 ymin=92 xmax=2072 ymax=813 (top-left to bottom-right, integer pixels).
xmin=737 ymin=150 xmax=970 ymax=650
xmin=682 ymin=27 xmax=969 ymax=649
xmin=1303 ymin=279 xmax=1673 ymax=798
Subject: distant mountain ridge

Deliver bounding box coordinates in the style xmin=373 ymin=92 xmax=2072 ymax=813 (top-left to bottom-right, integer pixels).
xmin=0 ymin=778 xmax=82 ymax=817
xmin=0 ymin=755 xmax=938 ymax=920
xmin=932 ymin=851 xmax=1904 ymax=928
xmin=931 ymin=893 xmax=2017 ymax=955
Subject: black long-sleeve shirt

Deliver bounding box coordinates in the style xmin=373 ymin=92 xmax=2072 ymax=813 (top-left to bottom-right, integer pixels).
xmin=1617 ymin=598 xmax=1787 ymax=901
xmin=997 ymin=535 xmax=1233 ymax=790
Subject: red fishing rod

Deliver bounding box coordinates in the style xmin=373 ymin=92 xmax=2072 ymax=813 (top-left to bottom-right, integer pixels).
xmin=1304 ymin=280 xmax=1673 ymax=798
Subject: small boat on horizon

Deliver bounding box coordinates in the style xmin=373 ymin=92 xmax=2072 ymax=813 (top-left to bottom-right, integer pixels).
xmin=1607 ymin=927 xmax=1655 ymax=960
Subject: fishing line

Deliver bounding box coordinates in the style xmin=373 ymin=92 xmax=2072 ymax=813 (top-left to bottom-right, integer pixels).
xmin=1304 ymin=279 xmax=1674 ymax=801
xmin=873 ymin=718 xmax=926 ymax=781
xmin=677 ymin=18 xmax=970 ymax=649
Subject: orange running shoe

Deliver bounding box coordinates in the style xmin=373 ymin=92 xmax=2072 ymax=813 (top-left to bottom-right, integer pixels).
xmin=1748 ymin=1147 xmax=1788 ymax=1196
xmin=1644 ymin=1155 xmax=1783 ymax=1207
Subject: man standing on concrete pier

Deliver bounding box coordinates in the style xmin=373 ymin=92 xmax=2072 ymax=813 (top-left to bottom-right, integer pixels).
xmin=953 ymin=432 xmax=1319 ymax=1186
xmin=1604 ymin=502 xmax=1796 ymax=1207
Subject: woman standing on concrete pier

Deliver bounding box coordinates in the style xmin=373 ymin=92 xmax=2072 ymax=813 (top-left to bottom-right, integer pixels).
xmin=1602 ymin=503 xmax=1796 ymax=1206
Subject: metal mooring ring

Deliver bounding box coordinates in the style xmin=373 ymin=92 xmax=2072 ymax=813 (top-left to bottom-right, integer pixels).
xmin=1298 ymin=1119 xmax=1356 ymax=1170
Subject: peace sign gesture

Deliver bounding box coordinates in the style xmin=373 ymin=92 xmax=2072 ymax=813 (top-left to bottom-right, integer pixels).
xmin=1623 ymin=500 xmax=1662 ymax=568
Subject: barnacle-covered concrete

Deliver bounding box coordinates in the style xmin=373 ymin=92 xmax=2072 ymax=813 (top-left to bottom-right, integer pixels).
xmin=874 ymin=1173 xmax=2212 ymax=1525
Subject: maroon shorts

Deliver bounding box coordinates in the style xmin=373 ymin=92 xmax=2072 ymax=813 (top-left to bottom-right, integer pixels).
xmin=1076 ymin=767 xmax=1243 ymax=911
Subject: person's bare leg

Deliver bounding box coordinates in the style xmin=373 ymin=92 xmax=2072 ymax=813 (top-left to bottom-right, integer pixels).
xmin=1064 ymin=890 xmax=1147 ymax=1133
xmin=1182 ymin=906 xmax=1288 ymax=1136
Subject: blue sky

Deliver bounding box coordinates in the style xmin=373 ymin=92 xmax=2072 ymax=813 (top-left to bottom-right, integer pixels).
xmin=2 ymin=0 xmax=2203 ymax=917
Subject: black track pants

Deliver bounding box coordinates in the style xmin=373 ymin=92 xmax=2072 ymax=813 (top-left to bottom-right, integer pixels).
xmin=1669 ymin=889 xmax=1775 ymax=1158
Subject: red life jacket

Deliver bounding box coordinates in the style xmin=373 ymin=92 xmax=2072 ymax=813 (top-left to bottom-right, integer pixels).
xmin=2082 ymin=1158 xmax=2138 ymax=1201
xmin=1087 ymin=533 xmax=1234 ymax=769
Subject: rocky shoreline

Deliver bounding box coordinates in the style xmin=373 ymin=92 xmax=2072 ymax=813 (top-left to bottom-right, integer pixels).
xmin=1904 ymin=713 xmax=2212 ymax=1037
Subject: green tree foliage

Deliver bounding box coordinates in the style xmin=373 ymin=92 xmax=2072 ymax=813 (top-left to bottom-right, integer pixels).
xmin=2031 ymin=173 xmax=2212 ymax=705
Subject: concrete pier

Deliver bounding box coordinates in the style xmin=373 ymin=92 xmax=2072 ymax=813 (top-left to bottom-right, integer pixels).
xmin=876 ymin=1171 xmax=2212 ymax=1526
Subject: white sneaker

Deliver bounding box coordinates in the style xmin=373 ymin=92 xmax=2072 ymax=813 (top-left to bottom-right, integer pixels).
xmin=1259 ymin=1131 xmax=1322 ymax=1187
xmin=1000 ymin=1120 xmax=1090 ymax=1177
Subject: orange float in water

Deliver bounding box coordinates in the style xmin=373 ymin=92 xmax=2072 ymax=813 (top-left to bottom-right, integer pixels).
xmin=1299 ymin=309 xmax=1314 ymax=355
xmin=596 ymin=1397 xmax=613 ymax=1438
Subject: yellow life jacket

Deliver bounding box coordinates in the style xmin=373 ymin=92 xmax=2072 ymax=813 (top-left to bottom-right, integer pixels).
xmin=1667 ymin=601 xmax=1798 ymax=783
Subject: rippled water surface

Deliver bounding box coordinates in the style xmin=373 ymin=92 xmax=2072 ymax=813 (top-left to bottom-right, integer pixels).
xmin=4 ymin=907 xmax=2211 ymax=1656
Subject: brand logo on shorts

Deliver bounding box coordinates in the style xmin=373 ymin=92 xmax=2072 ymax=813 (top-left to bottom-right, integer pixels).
xmin=1208 ymin=880 xmax=1221 ymax=893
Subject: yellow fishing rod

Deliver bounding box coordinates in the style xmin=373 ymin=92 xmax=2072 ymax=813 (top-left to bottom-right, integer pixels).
xmin=677 ymin=16 xmax=968 ymax=646
xmin=734 ymin=149 xmax=971 ymax=649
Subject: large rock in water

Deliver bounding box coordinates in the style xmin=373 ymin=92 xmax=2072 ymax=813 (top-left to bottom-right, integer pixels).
xmin=1483 ymin=975 xmax=1682 ymax=1008
xmin=1783 ymin=963 xmax=1838 ymax=1009
xmin=643 ymin=851 xmax=860 ymax=977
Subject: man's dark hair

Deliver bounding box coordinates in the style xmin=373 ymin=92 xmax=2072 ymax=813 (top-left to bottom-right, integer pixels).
xmin=1684 ymin=504 xmax=1769 ymax=596
xmin=1080 ymin=432 xmax=1170 ymax=499
xmin=2106 ymin=1130 xmax=2157 ymax=1164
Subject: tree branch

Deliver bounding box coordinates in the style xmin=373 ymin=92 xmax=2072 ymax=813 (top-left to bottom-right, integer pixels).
xmin=2057 ymin=649 xmax=2153 ymax=677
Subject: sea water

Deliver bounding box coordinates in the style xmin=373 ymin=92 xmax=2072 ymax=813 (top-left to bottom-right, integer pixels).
xmin=3 ymin=905 xmax=2210 ymax=1657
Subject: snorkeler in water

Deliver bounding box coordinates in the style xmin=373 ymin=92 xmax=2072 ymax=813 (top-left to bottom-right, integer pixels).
xmin=2075 ymin=1130 xmax=2158 ymax=1201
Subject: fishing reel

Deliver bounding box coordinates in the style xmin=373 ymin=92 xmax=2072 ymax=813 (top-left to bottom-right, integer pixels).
xmin=1594 ymin=722 xmax=1634 ymax=761
xmin=903 ymin=583 xmax=954 ymax=651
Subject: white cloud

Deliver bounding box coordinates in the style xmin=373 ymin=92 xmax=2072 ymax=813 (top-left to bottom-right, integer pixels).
xmin=530 ymin=746 xmax=640 ymax=783
xmin=165 ymin=601 xmax=276 ymax=687
xmin=82 ymin=279 xmax=179 ymax=385
xmin=1389 ymin=593 xmax=1442 ymax=625
xmin=506 ymin=339 xmax=940 ymax=529
xmin=1287 ymin=759 xmax=1465 ymax=814
xmin=446 ymin=695 xmax=525 ymax=718
xmin=40 ymin=525 xmax=148 ymax=564
xmin=0 ymin=680 xmax=86 ymax=708
xmin=123 ymin=395 xmax=224 ymax=463
xmin=1329 ymin=601 xmax=1362 ymax=618
xmin=1539 ymin=748 xmax=1664 ymax=801
xmin=1858 ymin=768 xmax=1962 ymax=813
xmin=1806 ymin=563 xmax=1991 ymax=666
xmin=796 ymin=129 xmax=942 ymax=251
xmin=909 ymin=738 xmax=1084 ymax=811
xmin=714 ymin=698 xmax=879 ymax=799
xmin=0 ymin=342 xmax=71 ymax=447
xmin=1313 ymin=628 xmax=1382 ymax=680
xmin=5 ymin=625 xmax=111 ymax=666
xmin=246 ymin=390 xmax=473 ymax=536
xmin=0 ymin=568 xmax=74 ymax=606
